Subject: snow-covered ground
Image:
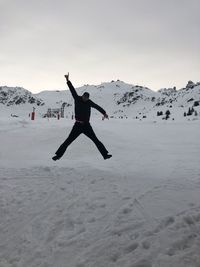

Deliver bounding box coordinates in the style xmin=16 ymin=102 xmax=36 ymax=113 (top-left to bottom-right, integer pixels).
xmin=0 ymin=117 xmax=200 ymax=267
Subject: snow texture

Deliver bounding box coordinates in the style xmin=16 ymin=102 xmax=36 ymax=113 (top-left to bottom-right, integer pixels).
xmin=0 ymin=114 xmax=200 ymax=267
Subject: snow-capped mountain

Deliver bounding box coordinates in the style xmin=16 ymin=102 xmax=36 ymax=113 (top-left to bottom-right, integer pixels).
xmin=0 ymin=86 xmax=44 ymax=106
xmin=1 ymin=80 xmax=200 ymax=120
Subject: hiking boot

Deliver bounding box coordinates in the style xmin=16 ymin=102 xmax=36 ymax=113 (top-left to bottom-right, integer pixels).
xmin=104 ymin=154 xmax=112 ymax=160
xmin=52 ymin=155 xmax=61 ymax=161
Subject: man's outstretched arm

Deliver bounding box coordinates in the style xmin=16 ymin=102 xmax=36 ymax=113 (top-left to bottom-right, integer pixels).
xmin=90 ymin=101 xmax=109 ymax=119
xmin=64 ymin=73 xmax=78 ymax=99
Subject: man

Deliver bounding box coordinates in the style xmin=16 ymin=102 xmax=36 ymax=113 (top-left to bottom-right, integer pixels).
xmin=52 ymin=73 xmax=112 ymax=161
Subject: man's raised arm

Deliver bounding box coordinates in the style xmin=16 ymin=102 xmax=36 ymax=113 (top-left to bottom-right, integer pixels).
xmin=64 ymin=73 xmax=78 ymax=99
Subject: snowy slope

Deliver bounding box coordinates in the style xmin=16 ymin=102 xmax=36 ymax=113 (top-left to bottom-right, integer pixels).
xmin=0 ymin=80 xmax=200 ymax=120
xmin=36 ymin=80 xmax=200 ymax=121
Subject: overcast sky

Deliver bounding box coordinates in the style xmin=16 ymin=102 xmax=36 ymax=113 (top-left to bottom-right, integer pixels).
xmin=0 ymin=0 xmax=200 ymax=93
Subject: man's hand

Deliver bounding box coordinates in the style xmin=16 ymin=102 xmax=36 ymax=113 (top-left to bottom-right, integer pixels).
xmin=64 ymin=72 xmax=69 ymax=82
xmin=103 ymin=113 xmax=109 ymax=120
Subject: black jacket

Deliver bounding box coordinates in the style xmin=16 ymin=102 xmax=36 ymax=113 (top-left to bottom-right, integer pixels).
xmin=67 ymin=81 xmax=106 ymax=122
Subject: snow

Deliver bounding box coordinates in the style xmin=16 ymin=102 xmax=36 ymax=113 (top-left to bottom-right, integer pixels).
xmin=2 ymin=80 xmax=200 ymax=122
xmin=0 ymin=114 xmax=200 ymax=267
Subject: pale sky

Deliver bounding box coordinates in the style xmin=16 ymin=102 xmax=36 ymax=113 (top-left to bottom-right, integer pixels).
xmin=0 ymin=0 xmax=200 ymax=93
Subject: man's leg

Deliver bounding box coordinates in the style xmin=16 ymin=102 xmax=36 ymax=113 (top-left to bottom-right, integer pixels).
xmin=53 ymin=123 xmax=82 ymax=160
xmin=83 ymin=124 xmax=111 ymax=159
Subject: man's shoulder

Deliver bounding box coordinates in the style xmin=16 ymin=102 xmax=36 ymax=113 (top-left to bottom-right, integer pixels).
xmin=75 ymin=95 xmax=81 ymax=101
xmin=88 ymin=99 xmax=95 ymax=105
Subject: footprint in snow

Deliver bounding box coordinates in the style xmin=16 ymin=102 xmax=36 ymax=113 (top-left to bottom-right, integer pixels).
xmin=167 ymin=233 xmax=196 ymax=256
xmin=153 ymin=216 xmax=175 ymax=234
xmin=142 ymin=240 xmax=151 ymax=250
xmin=124 ymin=242 xmax=139 ymax=254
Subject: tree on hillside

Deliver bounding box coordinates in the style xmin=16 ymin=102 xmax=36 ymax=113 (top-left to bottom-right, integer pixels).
xmin=194 ymin=101 xmax=199 ymax=107
xmin=165 ymin=110 xmax=170 ymax=119
xmin=187 ymin=107 xmax=192 ymax=116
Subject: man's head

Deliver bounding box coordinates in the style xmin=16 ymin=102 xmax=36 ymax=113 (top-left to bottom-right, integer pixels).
xmin=82 ymin=92 xmax=90 ymax=102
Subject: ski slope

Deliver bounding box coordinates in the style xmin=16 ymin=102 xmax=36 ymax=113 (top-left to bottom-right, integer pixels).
xmin=0 ymin=117 xmax=200 ymax=267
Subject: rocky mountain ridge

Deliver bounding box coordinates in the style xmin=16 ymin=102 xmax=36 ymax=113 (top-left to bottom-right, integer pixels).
xmin=1 ymin=80 xmax=200 ymax=120
xmin=0 ymin=86 xmax=44 ymax=106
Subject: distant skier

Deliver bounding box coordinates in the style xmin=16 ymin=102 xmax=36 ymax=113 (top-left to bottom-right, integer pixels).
xmin=52 ymin=73 xmax=112 ymax=161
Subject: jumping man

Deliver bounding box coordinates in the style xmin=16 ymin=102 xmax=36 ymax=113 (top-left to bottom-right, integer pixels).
xmin=52 ymin=73 xmax=112 ymax=161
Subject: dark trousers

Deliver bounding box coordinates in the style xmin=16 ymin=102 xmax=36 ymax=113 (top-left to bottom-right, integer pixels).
xmin=55 ymin=122 xmax=108 ymax=158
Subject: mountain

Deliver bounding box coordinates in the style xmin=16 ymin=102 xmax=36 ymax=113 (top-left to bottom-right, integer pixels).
xmin=0 ymin=86 xmax=44 ymax=106
xmin=0 ymin=80 xmax=200 ymax=120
